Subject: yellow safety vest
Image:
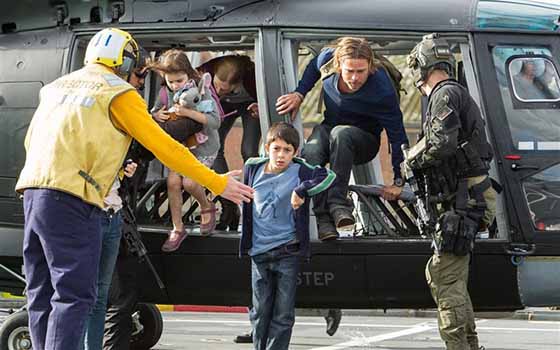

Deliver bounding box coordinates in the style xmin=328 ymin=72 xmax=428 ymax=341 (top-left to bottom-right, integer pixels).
xmin=16 ymin=64 xmax=135 ymax=208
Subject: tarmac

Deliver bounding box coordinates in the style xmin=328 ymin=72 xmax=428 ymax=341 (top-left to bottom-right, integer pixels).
xmin=2 ymin=297 xmax=559 ymax=321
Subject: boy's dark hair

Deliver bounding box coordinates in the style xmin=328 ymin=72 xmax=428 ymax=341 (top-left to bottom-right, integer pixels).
xmin=266 ymin=122 xmax=300 ymax=151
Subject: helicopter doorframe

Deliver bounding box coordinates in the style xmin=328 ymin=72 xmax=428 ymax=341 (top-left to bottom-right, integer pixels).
xmin=472 ymin=32 xmax=560 ymax=252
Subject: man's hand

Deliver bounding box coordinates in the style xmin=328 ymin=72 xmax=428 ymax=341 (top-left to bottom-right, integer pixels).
xmin=381 ymin=185 xmax=403 ymax=201
xmin=291 ymin=191 xmax=304 ymax=210
xmin=276 ymin=92 xmax=303 ymax=121
xmin=247 ymin=102 xmax=259 ymax=118
xmin=124 ymin=161 xmax=138 ymax=178
xmin=220 ymin=170 xmax=254 ymax=205
xmin=153 ymin=108 xmax=170 ymax=123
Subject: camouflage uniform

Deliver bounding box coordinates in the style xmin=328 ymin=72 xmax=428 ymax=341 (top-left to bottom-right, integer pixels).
xmin=408 ymin=34 xmax=496 ymax=350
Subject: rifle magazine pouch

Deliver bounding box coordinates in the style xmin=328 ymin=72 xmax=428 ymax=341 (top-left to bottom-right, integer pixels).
xmin=454 ymin=215 xmax=477 ymax=256
xmin=439 ymin=211 xmax=461 ymax=253
xmin=459 ymin=140 xmax=484 ymax=170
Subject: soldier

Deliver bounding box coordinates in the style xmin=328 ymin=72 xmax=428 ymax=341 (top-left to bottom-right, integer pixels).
xmin=406 ymin=34 xmax=496 ymax=350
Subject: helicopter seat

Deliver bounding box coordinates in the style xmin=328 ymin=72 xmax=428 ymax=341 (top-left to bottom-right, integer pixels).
xmin=348 ymin=184 xmax=420 ymax=237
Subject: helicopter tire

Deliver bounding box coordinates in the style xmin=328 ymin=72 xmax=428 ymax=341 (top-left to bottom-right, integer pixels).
xmin=130 ymin=303 xmax=163 ymax=350
xmin=0 ymin=310 xmax=32 ymax=350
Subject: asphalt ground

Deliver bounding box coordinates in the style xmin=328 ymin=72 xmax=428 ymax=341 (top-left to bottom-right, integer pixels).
xmin=3 ymin=310 xmax=559 ymax=349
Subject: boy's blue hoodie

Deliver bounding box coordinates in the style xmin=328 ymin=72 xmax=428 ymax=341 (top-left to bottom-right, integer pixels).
xmin=239 ymin=157 xmax=336 ymax=259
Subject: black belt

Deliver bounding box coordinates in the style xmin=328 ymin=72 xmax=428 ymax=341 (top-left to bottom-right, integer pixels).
xmin=270 ymin=242 xmax=300 ymax=253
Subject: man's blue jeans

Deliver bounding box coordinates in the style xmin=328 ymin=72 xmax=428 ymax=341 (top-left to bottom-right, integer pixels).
xmin=80 ymin=211 xmax=123 ymax=350
xmin=23 ymin=189 xmax=102 ymax=350
xmin=250 ymin=244 xmax=300 ymax=350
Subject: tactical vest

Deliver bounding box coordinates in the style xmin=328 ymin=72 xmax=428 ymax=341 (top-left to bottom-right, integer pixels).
xmin=16 ymin=64 xmax=135 ymax=208
xmin=424 ymin=80 xmax=494 ymax=202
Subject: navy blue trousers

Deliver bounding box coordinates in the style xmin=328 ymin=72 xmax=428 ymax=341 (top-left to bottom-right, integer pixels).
xmin=23 ymin=189 xmax=102 ymax=350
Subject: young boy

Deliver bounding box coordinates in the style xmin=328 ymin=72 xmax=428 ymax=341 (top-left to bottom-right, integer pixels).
xmin=240 ymin=122 xmax=336 ymax=350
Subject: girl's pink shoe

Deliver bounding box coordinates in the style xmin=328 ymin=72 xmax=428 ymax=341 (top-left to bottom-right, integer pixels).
xmin=200 ymin=202 xmax=217 ymax=236
xmin=161 ymin=228 xmax=187 ymax=252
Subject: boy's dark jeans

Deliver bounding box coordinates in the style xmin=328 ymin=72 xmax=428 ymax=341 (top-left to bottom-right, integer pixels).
xmin=301 ymin=124 xmax=379 ymax=220
xmin=250 ymin=244 xmax=300 ymax=350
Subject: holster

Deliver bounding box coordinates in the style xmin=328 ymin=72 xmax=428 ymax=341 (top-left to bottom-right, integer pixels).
xmin=438 ymin=210 xmax=462 ymax=253
xmin=454 ymin=215 xmax=478 ymax=256
xmin=437 ymin=177 xmax=491 ymax=256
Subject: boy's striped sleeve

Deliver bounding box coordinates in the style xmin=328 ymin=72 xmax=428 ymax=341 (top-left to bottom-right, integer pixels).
xmin=294 ymin=166 xmax=336 ymax=198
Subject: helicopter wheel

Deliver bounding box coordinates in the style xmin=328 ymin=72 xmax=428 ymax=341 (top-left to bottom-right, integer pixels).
xmin=0 ymin=310 xmax=32 ymax=350
xmin=130 ymin=303 xmax=163 ymax=350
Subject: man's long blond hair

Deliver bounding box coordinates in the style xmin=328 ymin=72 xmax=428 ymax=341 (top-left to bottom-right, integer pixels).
xmin=332 ymin=37 xmax=379 ymax=73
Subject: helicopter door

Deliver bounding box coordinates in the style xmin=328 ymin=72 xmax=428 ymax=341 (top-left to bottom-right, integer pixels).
xmin=473 ymin=34 xmax=560 ymax=249
xmin=0 ymin=28 xmax=73 ymax=224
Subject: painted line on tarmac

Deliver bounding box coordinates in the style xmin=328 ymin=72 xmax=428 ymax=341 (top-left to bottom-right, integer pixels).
xmin=478 ymin=326 xmax=560 ymax=332
xmin=528 ymin=320 xmax=560 ymax=324
xmin=161 ymin=317 xmax=560 ymax=333
xmin=163 ymin=318 xmax=420 ymax=329
xmin=307 ymin=322 xmax=434 ymax=350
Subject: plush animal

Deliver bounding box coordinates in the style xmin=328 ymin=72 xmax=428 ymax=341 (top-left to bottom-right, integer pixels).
xmin=168 ymin=72 xmax=213 ymax=117
xmin=159 ymin=72 xmax=214 ymax=147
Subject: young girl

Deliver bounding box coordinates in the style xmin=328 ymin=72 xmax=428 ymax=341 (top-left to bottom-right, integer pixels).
xmin=151 ymin=49 xmax=221 ymax=252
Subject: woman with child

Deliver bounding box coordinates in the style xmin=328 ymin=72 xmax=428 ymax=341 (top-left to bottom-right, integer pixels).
xmin=150 ymin=49 xmax=222 ymax=252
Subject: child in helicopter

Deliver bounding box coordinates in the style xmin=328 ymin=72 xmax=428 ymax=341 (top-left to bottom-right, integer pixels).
xmin=150 ymin=49 xmax=222 ymax=251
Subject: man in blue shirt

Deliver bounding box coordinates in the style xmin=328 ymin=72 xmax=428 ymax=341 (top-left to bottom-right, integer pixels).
xmin=276 ymin=37 xmax=408 ymax=240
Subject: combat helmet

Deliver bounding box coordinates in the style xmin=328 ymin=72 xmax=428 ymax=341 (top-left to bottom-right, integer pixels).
xmin=84 ymin=28 xmax=139 ymax=79
xmin=407 ymin=33 xmax=455 ymax=88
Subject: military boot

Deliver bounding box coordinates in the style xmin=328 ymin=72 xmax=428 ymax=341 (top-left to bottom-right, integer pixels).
xmin=317 ymin=216 xmax=339 ymax=241
xmin=445 ymin=341 xmax=470 ymax=350
xmin=467 ymin=333 xmax=482 ymax=350
xmin=325 ymin=309 xmax=342 ymax=336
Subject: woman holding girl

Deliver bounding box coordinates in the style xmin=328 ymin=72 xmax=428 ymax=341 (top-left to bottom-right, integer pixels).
xmin=150 ymin=49 xmax=221 ymax=252
xmin=198 ymin=55 xmax=261 ymax=231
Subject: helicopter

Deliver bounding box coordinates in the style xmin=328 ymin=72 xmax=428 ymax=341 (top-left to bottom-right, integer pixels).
xmin=0 ymin=0 xmax=559 ymax=349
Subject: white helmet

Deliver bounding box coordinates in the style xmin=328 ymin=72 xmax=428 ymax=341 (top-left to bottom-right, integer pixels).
xmin=84 ymin=28 xmax=139 ymax=78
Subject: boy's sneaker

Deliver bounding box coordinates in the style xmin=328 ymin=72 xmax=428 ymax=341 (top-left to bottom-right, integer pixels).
xmin=332 ymin=209 xmax=355 ymax=229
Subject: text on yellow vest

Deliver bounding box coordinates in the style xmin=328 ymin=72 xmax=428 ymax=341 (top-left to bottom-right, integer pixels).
xmin=16 ymin=64 xmax=135 ymax=208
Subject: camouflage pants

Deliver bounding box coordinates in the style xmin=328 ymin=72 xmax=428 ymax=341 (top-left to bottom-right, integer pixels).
xmin=425 ymin=253 xmax=479 ymax=350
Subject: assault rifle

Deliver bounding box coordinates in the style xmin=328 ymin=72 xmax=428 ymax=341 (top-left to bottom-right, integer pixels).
xmin=121 ymin=199 xmax=166 ymax=290
xmin=401 ymin=140 xmax=437 ymax=238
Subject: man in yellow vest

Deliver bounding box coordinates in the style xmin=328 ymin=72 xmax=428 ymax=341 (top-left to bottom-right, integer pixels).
xmin=15 ymin=28 xmax=253 ymax=350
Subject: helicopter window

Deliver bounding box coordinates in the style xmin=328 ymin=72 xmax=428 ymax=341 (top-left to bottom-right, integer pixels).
xmin=508 ymin=57 xmax=560 ymax=103
xmin=127 ymin=41 xmax=258 ymax=228
xmin=69 ymin=38 xmax=88 ymax=73
xmin=492 ymin=47 xmax=560 ymax=151
xmin=522 ymin=163 xmax=560 ymax=231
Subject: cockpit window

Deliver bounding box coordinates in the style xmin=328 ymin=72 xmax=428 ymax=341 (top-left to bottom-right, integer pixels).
xmin=492 ymin=46 xmax=560 ymax=151
xmin=508 ymin=57 xmax=560 ymax=102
